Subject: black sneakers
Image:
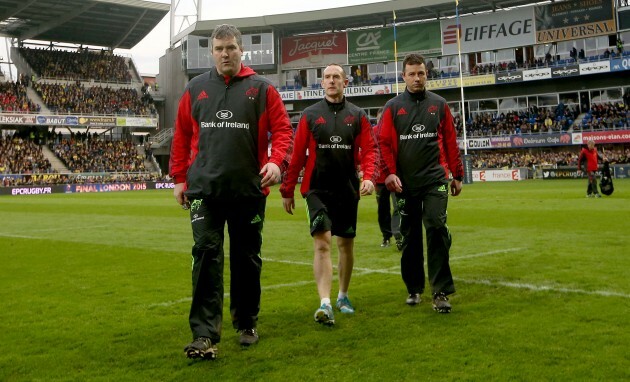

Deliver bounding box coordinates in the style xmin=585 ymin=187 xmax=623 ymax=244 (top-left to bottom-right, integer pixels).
xmin=238 ymin=328 xmax=259 ymax=346
xmin=184 ymin=337 xmax=218 ymax=360
xmin=394 ymin=235 xmax=403 ymax=251
xmin=406 ymin=293 xmax=421 ymax=305
xmin=380 ymin=238 xmax=391 ymax=247
xmin=432 ymin=293 xmax=452 ymax=313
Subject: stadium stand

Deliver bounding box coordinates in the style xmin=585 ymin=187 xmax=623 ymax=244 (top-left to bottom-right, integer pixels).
xmin=0 ymin=135 xmax=52 ymax=175
xmin=19 ymin=47 xmax=132 ymax=83
xmin=469 ymin=148 xmax=630 ymax=170
xmin=32 ymin=82 xmax=156 ymax=116
xmin=0 ymin=78 xmax=41 ymax=113
xmin=51 ymin=135 xmax=145 ymax=173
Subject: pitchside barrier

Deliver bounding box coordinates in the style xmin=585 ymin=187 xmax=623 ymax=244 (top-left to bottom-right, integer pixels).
xmin=540 ymin=165 xmax=630 ymax=180
xmin=3 ymin=165 xmax=628 ymax=196
xmin=1 ymin=181 xmax=175 ymax=196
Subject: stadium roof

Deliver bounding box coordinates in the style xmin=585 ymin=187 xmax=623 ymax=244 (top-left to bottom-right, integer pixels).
xmin=0 ymin=0 xmax=169 ymax=50
xmin=183 ymin=0 xmax=539 ymax=40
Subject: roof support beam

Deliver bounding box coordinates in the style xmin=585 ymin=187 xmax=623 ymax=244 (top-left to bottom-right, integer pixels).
xmin=0 ymin=0 xmax=38 ymax=21
xmin=113 ymin=9 xmax=148 ymax=49
xmin=18 ymin=2 xmax=95 ymax=41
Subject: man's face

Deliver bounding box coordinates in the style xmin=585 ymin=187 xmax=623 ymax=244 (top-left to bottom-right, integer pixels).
xmin=321 ymin=65 xmax=347 ymax=99
xmin=402 ymin=63 xmax=427 ymax=93
xmin=212 ymin=36 xmax=243 ymax=77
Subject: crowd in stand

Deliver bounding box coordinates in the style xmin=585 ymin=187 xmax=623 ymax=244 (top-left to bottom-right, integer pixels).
xmin=20 ymin=47 xmax=132 ymax=83
xmin=454 ymin=102 xmax=628 ymax=138
xmin=0 ymin=135 xmax=52 ymax=175
xmin=33 ymin=82 xmax=156 ymax=115
xmin=578 ymin=102 xmax=629 ymax=130
xmin=456 ymin=105 xmax=580 ymax=137
xmin=469 ymin=147 xmax=630 ymax=169
xmin=51 ymin=136 xmax=146 ymax=173
xmin=0 ymin=76 xmax=41 ymax=113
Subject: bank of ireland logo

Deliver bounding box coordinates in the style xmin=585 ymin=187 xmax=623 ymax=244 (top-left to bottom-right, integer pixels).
xmin=330 ymin=136 xmax=342 ymax=143
xmin=216 ymin=110 xmax=233 ymax=120
xmin=412 ymin=124 xmax=425 ymax=133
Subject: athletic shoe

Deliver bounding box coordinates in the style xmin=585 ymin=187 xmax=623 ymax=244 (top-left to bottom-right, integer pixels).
xmin=595 ymin=194 xmax=602 ymax=198
xmin=380 ymin=238 xmax=390 ymax=247
xmin=406 ymin=293 xmax=421 ymax=305
xmin=336 ymin=296 xmax=355 ymax=314
xmin=314 ymin=304 xmax=335 ymax=325
xmin=238 ymin=328 xmax=259 ymax=346
xmin=184 ymin=337 xmax=217 ymax=360
xmin=432 ymin=293 xmax=452 ymax=313
xmin=586 ymin=194 xmax=594 ymax=198
xmin=395 ymin=238 xmax=403 ymax=251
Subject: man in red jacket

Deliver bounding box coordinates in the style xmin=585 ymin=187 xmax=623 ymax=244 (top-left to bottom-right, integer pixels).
xmin=378 ymin=53 xmax=463 ymax=313
xmin=170 ymin=24 xmax=293 ymax=359
xmin=280 ymin=64 xmax=378 ymax=326
xmin=374 ymin=108 xmax=402 ymax=250
xmin=578 ymin=140 xmax=602 ymax=198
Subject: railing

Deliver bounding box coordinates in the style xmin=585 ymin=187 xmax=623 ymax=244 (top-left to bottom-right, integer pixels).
xmin=148 ymin=128 xmax=174 ymax=148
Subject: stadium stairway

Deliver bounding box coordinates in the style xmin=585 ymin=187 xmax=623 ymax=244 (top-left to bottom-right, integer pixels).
xmin=26 ymin=86 xmax=52 ymax=114
xmin=41 ymin=145 xmax=69 ymax=173
xmin=136 ymin=145 xmax=159 ymax=172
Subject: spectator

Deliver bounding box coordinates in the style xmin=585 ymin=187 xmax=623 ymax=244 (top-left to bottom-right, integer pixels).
xmin=374 ymin=108 xmax=402 ymax=250
xmin=578 ymin=140 xmax=603 ymax=198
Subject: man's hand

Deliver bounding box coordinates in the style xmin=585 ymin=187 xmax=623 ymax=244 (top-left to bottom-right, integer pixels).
xmin=385 ymin=174 xmax=402 ymax=193
xmin=260 ymin=162 xmax=281 ymax=188
xmin=282 ymin=197 xmax=295 ymax=215
xmin=173 ymin=183 xmax=189 ymax=209
xmin=450 ymin=179 xmax=462 ymax=196
xmin=360 ymin=179 xmax=375 ymax=196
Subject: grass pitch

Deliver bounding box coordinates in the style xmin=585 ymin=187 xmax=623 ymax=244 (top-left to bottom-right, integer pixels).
xmin=1 ymin=179 xmax=628 ymax=381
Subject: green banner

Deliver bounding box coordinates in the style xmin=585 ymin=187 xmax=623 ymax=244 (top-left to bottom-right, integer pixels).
xmin=348 ymin=22 xmax=441 ymax=65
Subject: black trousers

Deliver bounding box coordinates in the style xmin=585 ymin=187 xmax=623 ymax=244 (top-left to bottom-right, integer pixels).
xmin=398 ymin=183 xmax=455 ymax=297
xmin=188 ymin=197 xmax=265 ymax=343
xmin=586 ymin=171 xmax=599 ymax=195
xmin=375 ymin=183 xmax=401 ymax=240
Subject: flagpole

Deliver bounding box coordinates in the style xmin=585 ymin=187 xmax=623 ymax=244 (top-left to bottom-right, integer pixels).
xmin=393 ymin=10 xmax=399 ymax=95
xmin=456 ymin=0 xmax=468 ymax=156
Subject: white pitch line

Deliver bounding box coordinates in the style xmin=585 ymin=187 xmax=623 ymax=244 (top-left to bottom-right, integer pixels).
xmin=146 ymin=251 xmax=630 ymax=308
xmin=0 ymin=225 xmax=111 ymax=239
xmin=459 ymin=278 xmax=630 ymax=299
xmin=148 ymin=279 xmax=315 ymax=308
xmin=452 ymin=247 xmax=525 ymax=260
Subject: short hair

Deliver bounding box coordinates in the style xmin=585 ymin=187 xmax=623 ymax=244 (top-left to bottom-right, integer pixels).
xmin=402 ymin=53 xmax=426 ymax=73
xmin=211 ymin=24 xmax=242 ymax=48
xmin=324 ymin=63 xmax=347 ymax=79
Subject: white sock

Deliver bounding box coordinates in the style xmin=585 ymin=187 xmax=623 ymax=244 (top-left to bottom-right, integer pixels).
xmin=321 ymin=298 xmax=331 ymax=306
xmin=337 ymin=292 xmax=347 ymax=300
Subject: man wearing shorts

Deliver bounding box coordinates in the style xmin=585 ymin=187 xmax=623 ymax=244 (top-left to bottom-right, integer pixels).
xmin=280 ymin=64 xmax=378 ymax=326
